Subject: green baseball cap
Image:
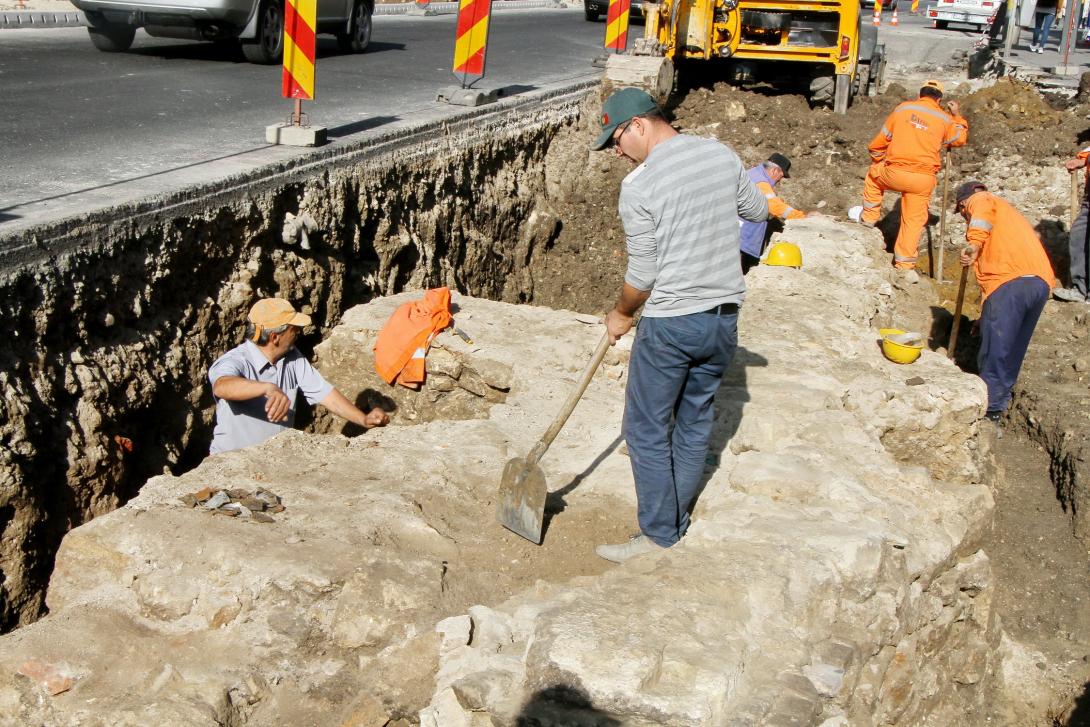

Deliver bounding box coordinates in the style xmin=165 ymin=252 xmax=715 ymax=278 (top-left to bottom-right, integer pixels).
xmin=591 ymin=88 xmax=661 ymax=151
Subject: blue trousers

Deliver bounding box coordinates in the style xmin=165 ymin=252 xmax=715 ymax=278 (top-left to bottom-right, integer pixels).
xmin=1033 ymin=11 xmax=1056 ymax=46
xmin=978 ymin=276 xmax=1049 ymax=413
xmin=622 ymin=308 xmax=738 ymax=547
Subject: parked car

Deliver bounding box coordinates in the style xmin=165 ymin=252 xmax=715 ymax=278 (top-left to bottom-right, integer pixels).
xmin=70 ymin=0 xmax=373 ymax=63
xmin=927 ymin=0 xmax=995 ymax=29
xmin=584 ymin=0 xmax=643 ymax=22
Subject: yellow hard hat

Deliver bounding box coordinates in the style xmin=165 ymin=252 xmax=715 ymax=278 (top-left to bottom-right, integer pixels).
xmin=879 ymin=328 xmax=924 ymax=364
xmin=763 ymin=241 xmax=802 ymax=268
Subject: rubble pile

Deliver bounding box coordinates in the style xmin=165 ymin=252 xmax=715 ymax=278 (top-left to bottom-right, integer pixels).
xmin=179 ymin=486 xmax=285 ymax=523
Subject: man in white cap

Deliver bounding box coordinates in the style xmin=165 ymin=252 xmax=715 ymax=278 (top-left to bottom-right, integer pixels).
xmin=208 ymin=298 xmax=389 ymax=454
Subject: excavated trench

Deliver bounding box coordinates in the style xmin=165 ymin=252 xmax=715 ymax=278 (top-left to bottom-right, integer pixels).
xmin=0 ymin=83 xmax=600 ymax=632
xmin=3 ymin=68 xmax=1090 ymax=723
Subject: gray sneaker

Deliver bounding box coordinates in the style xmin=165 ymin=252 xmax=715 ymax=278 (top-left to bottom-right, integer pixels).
xmin=595 ymin=534 xmax=666 ymax=563
xmin=1053 ymin=287 xmax=1087 ymax=302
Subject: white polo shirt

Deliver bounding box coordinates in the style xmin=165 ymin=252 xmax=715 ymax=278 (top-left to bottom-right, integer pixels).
xmin=208 ymin=341 xmax=334 ymax=454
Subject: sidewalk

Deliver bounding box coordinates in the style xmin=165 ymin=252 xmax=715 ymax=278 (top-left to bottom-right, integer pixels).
xmin=996 ymin=24 xmax=1090 ymax=89
xmin=0 ymin=0 xmax=565 ymax=29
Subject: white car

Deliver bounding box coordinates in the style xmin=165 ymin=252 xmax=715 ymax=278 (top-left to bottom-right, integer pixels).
xmin=927 ymin=0 xmax=996 ymax=29
xmin=70 ymin=0 xmax=373 ymax=63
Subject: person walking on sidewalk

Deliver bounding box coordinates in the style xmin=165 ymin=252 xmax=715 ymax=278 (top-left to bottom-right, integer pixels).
xmin=1057 ymin=148 xmax=1090 ymax=302
xmin=590 ymin=88 xmax=768 ymax=563
xmin=739 ymin=153 xmax=811 ymax=273
xmin=849 ymin=80 xmax=968 ymax=283
xmin=1030 ymin=0 xmax=1061 ymax=52
xmin=954 ymin=181 xmax=1056 ymax=428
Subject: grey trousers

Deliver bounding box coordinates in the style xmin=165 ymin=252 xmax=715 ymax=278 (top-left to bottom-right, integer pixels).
xmin=1070 ymin=198 xmax=1090 ymax=297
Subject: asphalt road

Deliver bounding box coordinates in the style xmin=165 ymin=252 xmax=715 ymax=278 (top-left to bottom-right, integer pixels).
xmin=0 ymin=7 xmax=978 ymax=231
xmin=0 ymin=7 xmax=609 ymax=228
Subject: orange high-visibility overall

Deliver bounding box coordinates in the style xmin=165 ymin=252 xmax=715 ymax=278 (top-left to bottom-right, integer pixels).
xmin=962 ymin=191 xmax=1056 ymax=302
xmin=862 ymin=96 xmax=968 ymax=269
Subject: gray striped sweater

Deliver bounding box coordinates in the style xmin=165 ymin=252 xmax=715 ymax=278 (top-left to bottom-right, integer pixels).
xmin=619 ymin=134 xmax=768 ymax=317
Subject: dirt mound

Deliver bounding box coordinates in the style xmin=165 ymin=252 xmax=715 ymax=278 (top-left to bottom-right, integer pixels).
xmin=961 ymin=79 xmax=1074 ymax=162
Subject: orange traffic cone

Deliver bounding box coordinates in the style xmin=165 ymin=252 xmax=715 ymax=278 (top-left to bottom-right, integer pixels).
xmin=873 ymin=8 xmax=881 ymax=24
xmin=891 ymin=8 xmax=899 ymax=24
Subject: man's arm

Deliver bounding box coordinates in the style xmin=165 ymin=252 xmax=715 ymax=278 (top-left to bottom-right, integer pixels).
xmin=960 ymin=196 xmax=992 ymax=265
xmin=756 ymin=181 xmax=806 ymax=220
xmin=212 ymin=376 xmax=291 ymax=423
xmin=605 ymin=284 xmax=651 ymax=344
xmin=735 ymin=164 xmax=769 ymax=223
xmin=868 ymin=111 xmax=896 ymax=161
xmin=944 ymin=100 xmax=968 ymax=149
xmin=319 ymin=389 xmax=390 ymax=429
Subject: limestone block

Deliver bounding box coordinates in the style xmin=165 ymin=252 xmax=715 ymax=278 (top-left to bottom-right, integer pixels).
xmin=331 ymin=558 xmax=443 ymax=649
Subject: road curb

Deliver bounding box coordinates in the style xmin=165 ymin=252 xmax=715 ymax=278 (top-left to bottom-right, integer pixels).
xmin=0 ymin=0 xmax=567 ymax=28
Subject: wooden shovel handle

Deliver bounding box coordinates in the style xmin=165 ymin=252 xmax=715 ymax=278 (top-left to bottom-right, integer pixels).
xmin=526 ymin=332 xmax=612 ymax=466
xmin=948 ymin=265 xmax=970 ymax=360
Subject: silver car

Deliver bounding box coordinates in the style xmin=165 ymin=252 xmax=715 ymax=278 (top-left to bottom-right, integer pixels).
xmin=70 ymin=0 xmax=373 ymax=63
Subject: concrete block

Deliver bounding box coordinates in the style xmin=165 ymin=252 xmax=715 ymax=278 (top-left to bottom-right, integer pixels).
xmin=1053 ymin=64 xmax=1082 ymax=75
xmin=265 ymin=122 xmax=327 ymax=147
xmin=436 ymin=85 xmax=500 ymax=107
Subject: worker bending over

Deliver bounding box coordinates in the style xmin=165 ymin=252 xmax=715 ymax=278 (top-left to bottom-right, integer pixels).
xmin=955 ymin=181 xmax=1056 ymax=429
xmin=851 ymin=80 xmax=968 ymax=282
xmin=590 ymin=88 xmax=767 ymax=563
xmin=739 ymin=153 xmax=811 ymax=272
xmin=208 ymin=298 xmax=389 ymax=455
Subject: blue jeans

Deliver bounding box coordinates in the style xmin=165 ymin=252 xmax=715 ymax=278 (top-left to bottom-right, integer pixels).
xmin=622 ymin=307 xmax=738 ymax=547
xmin=1033 ymin=11 xmax=1056 ymax=46
xmin=978 ymin=276 xmax=1049 ymax=413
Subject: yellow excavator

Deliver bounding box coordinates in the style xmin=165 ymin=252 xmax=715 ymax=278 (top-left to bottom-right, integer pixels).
xmin=604 ymin=0 xmax=885 ymax=112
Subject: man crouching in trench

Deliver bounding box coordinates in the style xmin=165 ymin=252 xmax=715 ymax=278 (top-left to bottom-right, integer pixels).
xmin=208 ymin=298 xmax=389 ymax=455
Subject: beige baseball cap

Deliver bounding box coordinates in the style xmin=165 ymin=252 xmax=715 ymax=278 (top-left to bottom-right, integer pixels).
xmin=248 ymin=298 xmax=312 ymax=329
xmin=921 ymin=79 xmax=944 ymax=95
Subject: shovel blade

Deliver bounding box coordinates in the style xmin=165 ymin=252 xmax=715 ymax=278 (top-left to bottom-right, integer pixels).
xmin=496 ymin=457 xmax=547 ymax=544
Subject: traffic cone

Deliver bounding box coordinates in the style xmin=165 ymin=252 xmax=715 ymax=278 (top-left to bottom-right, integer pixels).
xmin=891 ymin=8 xmax=899 ymax=25
xmin=873 ymin=8 xmax=881 ymax=24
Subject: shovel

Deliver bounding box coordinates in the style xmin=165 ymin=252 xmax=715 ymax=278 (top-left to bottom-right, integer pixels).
xmin=497 ymin=332 xmax=612 ymax=544
xmin=948 ymin=261 xmax=970 ymax=360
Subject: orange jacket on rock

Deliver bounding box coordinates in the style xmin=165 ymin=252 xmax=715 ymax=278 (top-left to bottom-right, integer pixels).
xmin=963 ymin=191 xmax=1056 ymax=302
xmin=374 ymin=287 xmax=453 ymax=388
xmin=868 ymin=96 xmax=968 ymax=175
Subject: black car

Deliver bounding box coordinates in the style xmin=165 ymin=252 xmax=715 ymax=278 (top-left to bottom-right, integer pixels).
xmin=584 ymin=0 xmax=644 ymax=22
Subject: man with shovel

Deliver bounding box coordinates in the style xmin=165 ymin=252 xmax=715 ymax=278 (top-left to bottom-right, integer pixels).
xmin=954 ymin=181 xmax=1055 ymax=428
xmin=208 ymin=298 xmax=389 ymax=454
xmin=591 ymin=88 xmax=768 ymax=563
xmin=849 ymin=80 xmax=968 ymax=283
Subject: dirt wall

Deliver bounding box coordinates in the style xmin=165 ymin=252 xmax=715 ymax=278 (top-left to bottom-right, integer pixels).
xmin=0 ymin=86 xmax=599 ymax=631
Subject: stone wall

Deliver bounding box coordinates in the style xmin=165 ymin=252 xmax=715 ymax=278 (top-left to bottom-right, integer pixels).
xmin=0 ymin=218 xmax=1003 ymax=724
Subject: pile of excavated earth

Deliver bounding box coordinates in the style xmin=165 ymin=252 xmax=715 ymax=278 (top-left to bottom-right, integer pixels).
xmin=2 ymin=68 xmax=1090 ymax=725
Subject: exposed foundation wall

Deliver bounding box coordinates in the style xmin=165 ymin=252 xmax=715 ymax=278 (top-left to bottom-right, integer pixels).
xmin=0 ymin=87 xmax=595 ymax=631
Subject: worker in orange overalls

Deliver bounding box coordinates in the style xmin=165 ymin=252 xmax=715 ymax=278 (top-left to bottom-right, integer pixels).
xmin=849 ymin=80 xmax=969 ymax=283
xmin=955 ymin=181 xmax=1056 ymax=432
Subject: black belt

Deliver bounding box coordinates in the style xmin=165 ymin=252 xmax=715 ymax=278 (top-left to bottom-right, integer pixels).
xmin=703 ymin=302 xmax=739 ymax=315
